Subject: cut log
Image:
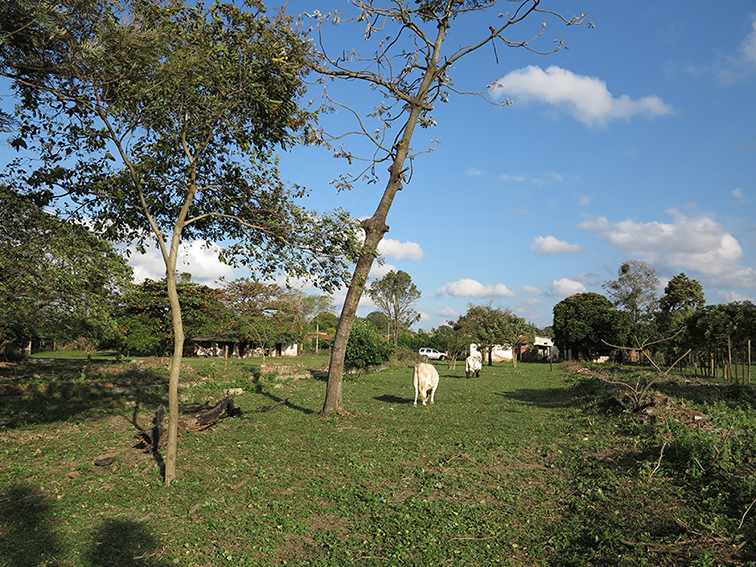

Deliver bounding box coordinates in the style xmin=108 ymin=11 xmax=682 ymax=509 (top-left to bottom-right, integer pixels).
xmin=184 ymin=396 xmax=242 ymax=432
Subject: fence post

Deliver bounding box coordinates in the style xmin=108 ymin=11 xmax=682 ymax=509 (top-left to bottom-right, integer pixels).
xmin=748 ymin=339 xmax=752 ymax=385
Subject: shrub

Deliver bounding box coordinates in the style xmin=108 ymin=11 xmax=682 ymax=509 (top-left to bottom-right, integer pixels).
xmin=345 ymin=320 xmax=393 ymax=371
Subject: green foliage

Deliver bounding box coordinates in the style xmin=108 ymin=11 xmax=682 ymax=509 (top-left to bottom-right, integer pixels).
xmin=117 ymin=279 xmax=229 ymax=355
xmin=553 ymin=292 xmax=624 ymax=359
xmin=603 ymin=260 xmax=659 ymax=338
xmin=0 ymin=186 xmax=132 ymax=355
xmin=686 ymin=301 xmax=756 ymax=349
xmin=0 ymin=0 xmax=359 ymax=290
xmin=455 ymin=305 xmax=534 ymax=354
xmin=344 ymin=320 xmax=393 ymax=371
xmin=367 ymin=270 xmax=421 ymax=345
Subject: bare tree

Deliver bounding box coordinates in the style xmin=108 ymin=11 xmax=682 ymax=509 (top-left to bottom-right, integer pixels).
xmin=308 ymin=0 xmax=588 ymax=416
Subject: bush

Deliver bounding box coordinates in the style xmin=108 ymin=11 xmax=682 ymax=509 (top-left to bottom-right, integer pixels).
xmin=390 ymin=346 xmax=422 ymax=366
xmin=345 ymin=320 xmax=393 ymax=371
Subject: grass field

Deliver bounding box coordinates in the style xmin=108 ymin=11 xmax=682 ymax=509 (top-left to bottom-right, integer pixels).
xmin=1 ymin=354 xmax=754 ymax=565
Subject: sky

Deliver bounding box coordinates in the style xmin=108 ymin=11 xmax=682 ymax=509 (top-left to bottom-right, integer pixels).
xmin=3 ymin=1 xmax=756 ymax=329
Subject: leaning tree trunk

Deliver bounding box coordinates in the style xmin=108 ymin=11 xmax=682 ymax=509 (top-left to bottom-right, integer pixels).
xmin=320 ymin=18 xmax=450 ymax=416
xmin=321 ymin=110 xmax=425 ymax=416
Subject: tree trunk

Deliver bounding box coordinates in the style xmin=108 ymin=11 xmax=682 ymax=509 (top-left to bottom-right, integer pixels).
xmin=163 ymin=261 xmax=184 ymax=485
xmin=321 ymin=112 xmax=428 ymax=416
xmin=322 ymin=222 xmax=386 ymax=415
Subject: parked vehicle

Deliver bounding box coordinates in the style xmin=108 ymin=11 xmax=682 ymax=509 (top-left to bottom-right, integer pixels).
xmin=418 ymin=347 xmax=447 ymax=361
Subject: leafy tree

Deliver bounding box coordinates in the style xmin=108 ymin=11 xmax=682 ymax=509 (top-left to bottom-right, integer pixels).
xmin=117 ymin=279 xmax=229 ymax=356
xmin=455 ymin=306 xmax=534 ymax=367
xmin=658 ymin=273 xmax=705 ymax=331
xmin=367 ymin=270 xmax=421 ymax=346
xmin=344 ymin=320 xmax=393 ymax=372
xmin=220 ymin=279 xmax=307 ymax=352
xmin=316 ymin=1 xmax=588 ymax=415
xmin=0 ymin=0 xmax=357 ymax=483
xmin=604 ymin=260 xmax=659 ymax=342
xmin=0 ymin=187 xmax=131 ymax=357
xmin=553 ymin=293 xmax=623 ymax=360
xmin=365 ymin=311 xmax=391 ymax=337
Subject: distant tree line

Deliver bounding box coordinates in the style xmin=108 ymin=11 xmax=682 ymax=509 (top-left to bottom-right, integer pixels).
xmin=552 ymin=261 xmax=754 ymax=381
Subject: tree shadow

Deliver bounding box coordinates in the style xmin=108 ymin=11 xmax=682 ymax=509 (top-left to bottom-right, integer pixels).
xmin=0 ymin=359 xmax=166 ymax=428
xmin=0 ymin=483 xmax=62 ymax=567
xmin=496 ymin=388 xmax=581 ymax=409
xmin=246 ymin=368 xmax=315 ymax=415
xmin=84 ymin=519 xmax=171 ymax=567
xmin=653 ymin=381 xmax=756 ymax=410
xmin=374 ymin=394 xmax=414 ymax=404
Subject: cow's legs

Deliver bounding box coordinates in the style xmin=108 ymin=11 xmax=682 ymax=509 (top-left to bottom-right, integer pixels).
xmin=413 ymin=383 xmax=418 ymax=406
xmin=430 ymin=385 xmax=437 ymax=404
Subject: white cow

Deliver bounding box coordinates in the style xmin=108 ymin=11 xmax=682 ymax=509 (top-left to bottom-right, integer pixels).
xmin=413 ymin=362 xmax=439 ymax=406
xmin=465 ymin=353 xmax=482 ymax=379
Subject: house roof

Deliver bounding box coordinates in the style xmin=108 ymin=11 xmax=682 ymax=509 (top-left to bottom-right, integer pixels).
xmin=534 ymin=336 xmax=554 ymax=347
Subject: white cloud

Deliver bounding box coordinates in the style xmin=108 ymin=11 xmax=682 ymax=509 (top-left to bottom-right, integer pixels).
xmin=531 ymin=235 xmax=582 ymax=255
xmin=490 ymin=65 xmax=672 ymax=126
xmin=580 ymin=211 xmax=756 ymax=287
xmin=438 ymin=306 xmax=459 ymax=317
xmin=741 ymin=18 xmax=756 ymax=65
xmin=523 ymin=286 xmax=541 ymax=295
xmin=552 ymin=278 xmax=586 ymax=298
xmin=369 ymin=261 xmax=398 ymax=279
xmin=499 ymin=172 xmax=564 ymax=185
xmin=721 ymin=290 xmax=753 ymax=303
xmin=439 ymin=278 xmax=514 ymax=298
xmin=128 ymin=240 xmax=233 ymax=287
xmin=465 ymin=168 xmax=485 ymax=177
xmin=578 ymin=194 xmax=591 ymax=207
xmin=377 ymin=238 xmax=423 ymax=261
xmin=732 ymin=188 xmax=744 ymax=200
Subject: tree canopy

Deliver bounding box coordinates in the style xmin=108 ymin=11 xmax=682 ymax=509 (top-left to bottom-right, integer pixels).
xmin=367 ymin=270 xmax=421 ymax=346
xmin=0 ymin=186 xmax=131 ymax=356
xmin=553 ymin=292 xmax=624 ymax=360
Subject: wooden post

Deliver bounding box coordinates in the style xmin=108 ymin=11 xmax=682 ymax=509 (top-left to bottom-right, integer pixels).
xmin=727 ymin=337 xmax=733 ymax=384
xmin=315 ymin=322 xmax=320 ymax=354
xmin=224 ymin=344 xmax=229 ymax=370
xmin=748 ymin=339 xmax=751 ymax=385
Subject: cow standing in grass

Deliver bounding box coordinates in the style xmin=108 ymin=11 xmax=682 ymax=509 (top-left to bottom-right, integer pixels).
xmin=413 ymin=362 xmax=439 ymax=406
xmin=465 ymin=353 xmax=482 ymax=379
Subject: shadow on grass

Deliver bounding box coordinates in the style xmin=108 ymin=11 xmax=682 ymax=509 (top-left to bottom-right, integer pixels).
xmin=654 ymin=381 xmax=756 ymax=410
xmin=84 ymin=519 xmax=171 ymax=567
xmin=0 ymin=483 xmax=62 ymax=567
xmin=374 ymin=394 xmax=413 ymax=404
xmin=0 ymin=359 xmax=166 ymax=428
xmin=0 ymin=483 xmax=171 ymax=566
xmin=248 ymin=373 xmax=314 ymax=415
xmin=497 ymin=387 xmax=580 ymax=409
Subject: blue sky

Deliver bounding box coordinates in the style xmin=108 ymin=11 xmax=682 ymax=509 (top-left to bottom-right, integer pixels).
xmin=3 ymin=1 xmax=755 ymax=328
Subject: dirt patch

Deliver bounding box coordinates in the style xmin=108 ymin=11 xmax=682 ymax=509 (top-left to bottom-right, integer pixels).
xmin=309 ymin=512 xmax=351 ymax=538
xmin=275 ymin=533 xmax=319 ymax=564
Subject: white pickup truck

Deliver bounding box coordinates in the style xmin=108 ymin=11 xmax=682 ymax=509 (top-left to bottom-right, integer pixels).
xmin=418 ymin=347 xmax=447 ymax=361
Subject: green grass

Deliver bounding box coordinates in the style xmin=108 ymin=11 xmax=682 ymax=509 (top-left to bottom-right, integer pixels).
xmin=1 ymin=357 xmax=753 ymax=565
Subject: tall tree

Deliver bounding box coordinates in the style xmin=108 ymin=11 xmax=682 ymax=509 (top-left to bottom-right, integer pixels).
xmin=658 ymin=273 xmax=704 ymax=327
xmin=0 ymin=0 xmax=357 ymax=483
xmin=367 ymin=270 xmax=421 ymax=346
xmin=603 ymin=260 xmax=659 ymax=343
xmin=313 ymin=1 xmax=587 ymax=415
xmin=0 ymin=186 xmax=131 ymax=356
